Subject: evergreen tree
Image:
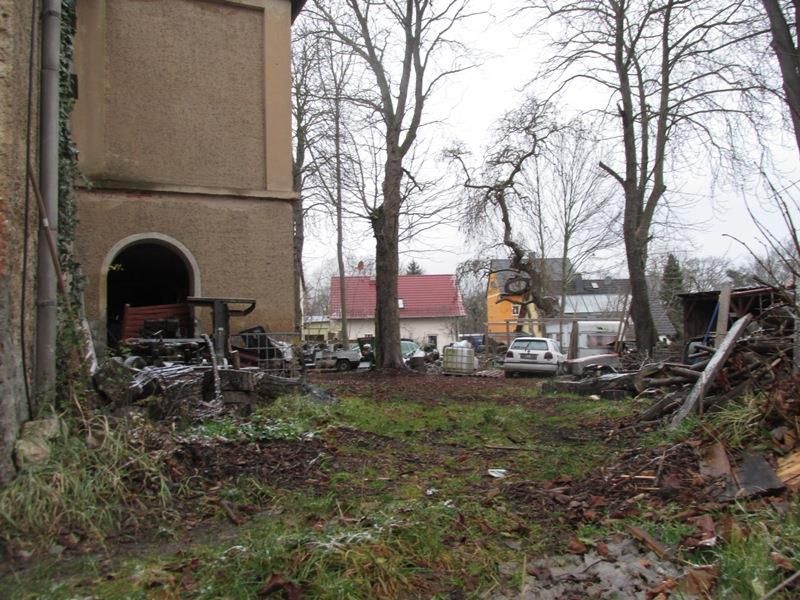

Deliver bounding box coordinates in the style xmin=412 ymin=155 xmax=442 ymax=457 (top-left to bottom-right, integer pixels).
xmin=660 ymin=254 xmax=684 ymax=328
xmin=406 ymin=260 xmax=424 ymax=275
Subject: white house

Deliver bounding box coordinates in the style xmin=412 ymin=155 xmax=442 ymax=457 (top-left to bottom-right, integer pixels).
xmin=328 ymin=275 xmax=465 ymax=350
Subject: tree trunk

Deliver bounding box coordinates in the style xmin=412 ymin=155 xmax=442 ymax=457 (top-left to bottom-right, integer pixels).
xmin=625 ymin=218 xmax=658 ymax=354
xmin=373 ymin=150 xmax=403 ymax=368
xmin=334 ymin=93 xmax=348 ymax=345
xmin=292 ymin=193 xmax=305 ymax=335
xmin=761 ymin=0 xmax=800 ymax=157
xmin=292 ymin=121 xmax=306 ymax=336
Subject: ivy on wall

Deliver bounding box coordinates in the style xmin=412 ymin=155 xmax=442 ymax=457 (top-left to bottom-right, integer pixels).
xmin=55 ymin=0 xmax=88 ymax=405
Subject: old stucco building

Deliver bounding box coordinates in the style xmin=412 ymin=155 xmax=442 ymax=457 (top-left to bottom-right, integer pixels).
xmin=72 ymin=0 xmax=304 ymax=349
xmin=0 ymin=2 xmax=39 ymax=483
xmin=1 ymin=0 xmax=303 ymax=482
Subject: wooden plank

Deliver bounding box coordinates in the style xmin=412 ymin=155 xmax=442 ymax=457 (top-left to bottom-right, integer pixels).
xmin=715 ymin=284 xmax=732 ymax=347
xmin=670 ymin=314 xmax=753 ymax=429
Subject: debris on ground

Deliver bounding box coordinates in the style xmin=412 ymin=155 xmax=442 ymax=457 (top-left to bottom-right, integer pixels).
xmin=94 ymin=359 xmax=333 ymax=422
xmin=490 ymin=537 xmax=687 ymax=600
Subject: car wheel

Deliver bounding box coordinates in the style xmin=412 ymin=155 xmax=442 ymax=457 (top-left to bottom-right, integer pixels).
xmin=335 ymin=359 xmax=350 ymax=372
xmin=503 ymin=370 xmax=512 ymax=378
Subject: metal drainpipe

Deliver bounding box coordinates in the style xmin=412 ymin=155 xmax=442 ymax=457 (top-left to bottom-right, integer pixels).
xmin=34 ymin=0 xmax=62 ymax=403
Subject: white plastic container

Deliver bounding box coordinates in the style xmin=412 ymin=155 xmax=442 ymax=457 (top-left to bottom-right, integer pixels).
xmin=443 ymin=345 xmax=476 ymax=375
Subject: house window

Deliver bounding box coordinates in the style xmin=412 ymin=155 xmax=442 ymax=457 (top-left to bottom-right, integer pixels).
xmin=511 ymin=304 xmax=521 ymax=316
xmin=398 ymin=298 xmax=405 ymax=308
xmin=427 ymin=335 xmax=437 ymax=347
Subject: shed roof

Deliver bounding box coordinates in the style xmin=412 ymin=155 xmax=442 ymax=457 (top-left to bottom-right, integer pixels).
xmin=329 ymin=275 xmax=465 ymax=320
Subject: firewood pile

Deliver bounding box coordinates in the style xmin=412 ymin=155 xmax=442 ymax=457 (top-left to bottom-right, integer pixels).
xmin=546 ymin=294 xmax=799 ymax=430
xmin=637 ymin=299 xmax=797 ymax=428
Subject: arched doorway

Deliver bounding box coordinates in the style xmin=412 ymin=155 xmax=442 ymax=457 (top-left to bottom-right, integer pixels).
xmin=105 ymin=240 xmax=193 ymax=346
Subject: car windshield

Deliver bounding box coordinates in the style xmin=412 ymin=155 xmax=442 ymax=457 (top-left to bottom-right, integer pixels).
xmin=401 ymin=340 xmax=420 ymax=356
xmin=510 ymin=339 xmax=549 ymax=351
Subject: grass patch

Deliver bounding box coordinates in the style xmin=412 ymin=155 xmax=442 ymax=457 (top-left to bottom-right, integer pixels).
xmin=7 ymin=492 xmax=527 ymax=599
xmin=188 ymin=414 xmax=315 ymax=443
xmin=642 ymin=414 xmax=701 ymax=447
xmin=712 ymin=499 xmax=800 ymax=599
xmin=705 ymin=395 xmax=767 ymax=450
xmin=0 ymin=416 xmax=172 ymax=548
xmin=1 ymin=385 xmax=645 ymax=598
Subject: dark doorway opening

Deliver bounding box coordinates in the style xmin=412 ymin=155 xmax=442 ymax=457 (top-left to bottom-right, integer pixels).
xmin=106 ymin=242 xmax=192 ymax=346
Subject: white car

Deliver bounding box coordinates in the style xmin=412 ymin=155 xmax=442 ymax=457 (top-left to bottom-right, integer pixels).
xmin=502 ymin=337 xmax=565 ymax=377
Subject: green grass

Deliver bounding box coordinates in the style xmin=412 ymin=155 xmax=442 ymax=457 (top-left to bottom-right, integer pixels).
xmin=705 ymin=395 xmax=767 ymax=450
xmin=0 ymin=388 xmax=645 ymax=598
xmin=0 ymin=415 xmax=173 ymax=547
xmin=711 ymin=500 xmax=800 ymax=599
xmin=188 ymin=413 xmax=316 ymax=442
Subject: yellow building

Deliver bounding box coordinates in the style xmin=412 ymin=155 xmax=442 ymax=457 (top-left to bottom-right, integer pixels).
xmin=486 ymin=258 xmax=566 ymax=338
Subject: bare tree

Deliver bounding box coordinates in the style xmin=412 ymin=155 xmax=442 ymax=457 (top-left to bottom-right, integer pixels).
xmin=528 ymin=123 xmax=621 ymax=318
xmin=292 ymin=25 xmax=323 ymax=334
xmin=449 ymin=96 xmax=561 ymax=322
xmin=533 ymin=0 xmax=769 ymax=353
xmin=727 ymin=179 xmax=800 ymax=286
xmin=761 ymin=0 xmax=800 ymax=156
xmin=312 ymin=0 xmax=476 ymax=368
xmin=456 ymin=259 xmax=490 ymax=333
xmin=682 ymin=255 xmax=736 ymax=292
xmin=309 ymin=38 xmax=360 ymax=345
xmin=451 ymin=97 xmax=620 ymax=328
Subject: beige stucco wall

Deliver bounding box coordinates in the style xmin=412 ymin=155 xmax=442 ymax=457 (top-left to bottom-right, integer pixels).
xmin=73 ymin=0 xmax=293 ymax=194
xmin=0 ymin=0 xmax=38 ymax=483
xmin=76 ymin=190 xmax=296 ymax=344
xmin=71 ymin=0 xmax=297 ymax=346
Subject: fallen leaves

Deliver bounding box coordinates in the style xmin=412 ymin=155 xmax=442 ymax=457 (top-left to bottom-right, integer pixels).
xmin=258 ymin=573 xmax=303 ymax=599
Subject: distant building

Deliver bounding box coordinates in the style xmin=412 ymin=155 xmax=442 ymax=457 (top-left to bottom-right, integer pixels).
xmin=303 ymin=315 xmax=330 ymax=342
xmin=328 ymin=275 xmax=466 ymax=348
xmin=486 ymin=258 xmax=676 ymax=341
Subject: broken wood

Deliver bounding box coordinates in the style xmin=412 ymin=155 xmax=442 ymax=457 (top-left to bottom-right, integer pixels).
xmin=625 ymin=524 xmax=671 ymax=560
xmin=670 ymin=314 xmax=753 ymax=429
xmin=715 ymin=284 xmax=732 ymax=347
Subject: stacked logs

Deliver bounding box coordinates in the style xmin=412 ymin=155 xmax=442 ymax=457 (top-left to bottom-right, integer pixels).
xmin=638 ymin=303 xmax=796 ymax=426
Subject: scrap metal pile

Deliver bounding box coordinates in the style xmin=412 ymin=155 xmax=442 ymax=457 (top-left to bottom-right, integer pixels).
xmin=549 ymin=290 xmax=798 ymax=430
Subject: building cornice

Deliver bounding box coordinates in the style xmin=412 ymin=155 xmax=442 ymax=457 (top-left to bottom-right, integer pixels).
xmin=79 ymin=179 xmax=298 ymax=202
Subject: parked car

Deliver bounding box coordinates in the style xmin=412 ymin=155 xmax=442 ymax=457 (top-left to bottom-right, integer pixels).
xmin=502 ymin=337 xmax=565 ymax=377
xmin=314 ymin=343 xmax=363 ymax=371
xmin=400 ymin=338 xmax=421 ymax=359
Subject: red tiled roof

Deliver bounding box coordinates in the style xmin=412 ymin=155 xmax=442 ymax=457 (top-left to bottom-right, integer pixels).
xmin=329 ymin=275 xmax=465 ymax=319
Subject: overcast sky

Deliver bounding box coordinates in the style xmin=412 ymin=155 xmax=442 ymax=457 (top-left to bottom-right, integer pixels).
xmin=301 ymin=1 xmax=799 ymax=282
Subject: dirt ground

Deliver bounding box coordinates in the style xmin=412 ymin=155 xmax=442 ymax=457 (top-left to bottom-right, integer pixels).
xmin=3 ymin=370 xmax=792 ymax=598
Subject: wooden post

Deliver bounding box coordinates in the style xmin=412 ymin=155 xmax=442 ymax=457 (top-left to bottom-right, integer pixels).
xmin=715 ymin=284 xmax=732 ymax=347
xmin=615 ymin=294 xmax=630 ymax=353
xmin=670 ymin=314 xmax=753 ymax=429
xmin=568 ymin=319 xmax=579 ymax=360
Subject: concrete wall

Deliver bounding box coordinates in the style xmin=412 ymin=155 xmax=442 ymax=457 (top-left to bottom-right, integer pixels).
xmin=329 ymin=318 xmax=461 ymax=350
xmin=0 ymin=1 xmax=37 ymax=484
xmin=72 ymin=0 xmax=297 ymax=344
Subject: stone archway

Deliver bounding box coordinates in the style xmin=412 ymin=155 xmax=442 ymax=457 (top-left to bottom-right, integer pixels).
xmin=100 ymin=233 xmax=201 ymax=347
